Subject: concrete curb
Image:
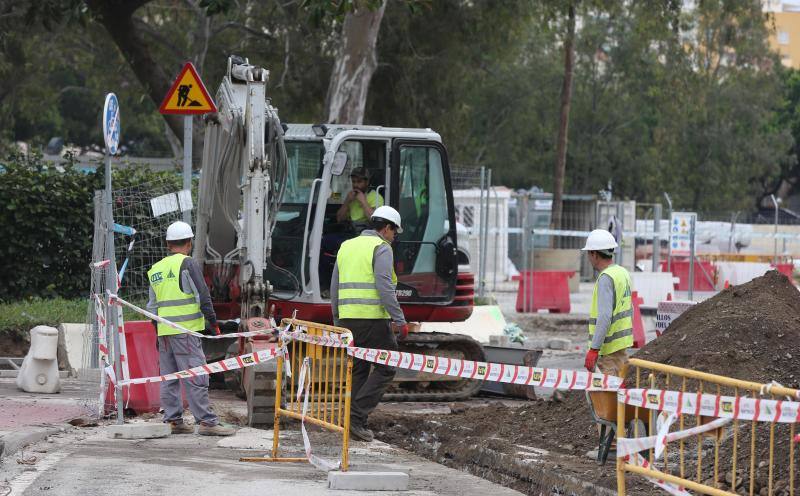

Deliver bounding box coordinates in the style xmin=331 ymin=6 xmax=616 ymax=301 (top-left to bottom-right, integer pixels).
xmin=0 ymin=424 xmax=73 ymax=459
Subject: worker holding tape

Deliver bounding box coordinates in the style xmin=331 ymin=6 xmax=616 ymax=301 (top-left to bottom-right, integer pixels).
xmin=146 ymin=221 xmax=235 ymax=436
xmin=581 ymin=229 xmax=634 ymax=376
xmin=331 ymin=206 xmax=409 ymax=442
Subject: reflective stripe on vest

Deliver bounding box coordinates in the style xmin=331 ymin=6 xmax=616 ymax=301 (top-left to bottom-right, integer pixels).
xmin=147 ymin=253 xmax=204 ymax=336
xmin=588 ymin=264 xmax=634 ymax=355
xmin=336 ymin=234 xmax=397 ymax=319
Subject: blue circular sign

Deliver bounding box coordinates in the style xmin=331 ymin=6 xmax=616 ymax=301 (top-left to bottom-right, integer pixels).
xmin=103 ymin=93 xmax=121 ymax=155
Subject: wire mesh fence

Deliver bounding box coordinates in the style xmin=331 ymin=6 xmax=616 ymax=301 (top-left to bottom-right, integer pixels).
xmin=80 ymin=174 xmax=192 ymax=417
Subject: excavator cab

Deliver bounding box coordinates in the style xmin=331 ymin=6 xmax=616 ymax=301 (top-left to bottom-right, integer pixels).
xmin=267 ymin=124 xmax=467 ymax=324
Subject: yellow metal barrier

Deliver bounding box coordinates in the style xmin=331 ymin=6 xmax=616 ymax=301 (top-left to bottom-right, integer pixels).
xmin=241 ymin=318 xmax=353 ymax=470
xmin=617 ymin=358 xmax=799 ymax=496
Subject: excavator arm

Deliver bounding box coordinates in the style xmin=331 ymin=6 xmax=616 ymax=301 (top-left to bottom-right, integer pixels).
xmin=194 ymin=55 xmax=287 ymax=321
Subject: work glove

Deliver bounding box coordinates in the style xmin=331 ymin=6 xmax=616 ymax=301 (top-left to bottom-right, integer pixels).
xmin=212 ymin=323 xmax=221 ymax=336
xmin=584 ymin=348 xmax=599 ymax=372
xmin=393 ymin=323 xmax=409 ymax=341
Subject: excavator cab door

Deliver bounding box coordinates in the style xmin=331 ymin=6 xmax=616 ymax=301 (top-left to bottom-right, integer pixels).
xmin=390 ymin=140 xmax=458 ymax=304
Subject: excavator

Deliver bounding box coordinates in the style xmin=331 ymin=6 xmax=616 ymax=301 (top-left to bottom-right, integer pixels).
xmin=193 ymin=56 xmax=484 ymax=426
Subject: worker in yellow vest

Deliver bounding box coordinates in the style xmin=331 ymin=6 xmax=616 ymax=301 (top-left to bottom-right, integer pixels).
xmin=330 ymin=206 xmax=409 ymax=442
xmin=146 ymin=221 xmax=235 ymax=436
xmin=581 ymin=229 xmax=634 ymax=377
xmin=336 ymin=167 xmax=384 ymax=223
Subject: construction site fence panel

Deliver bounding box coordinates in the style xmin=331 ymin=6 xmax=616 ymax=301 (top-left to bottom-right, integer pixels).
xmin=242 ymin=319 xmax=353 ymax=471
xmin=616 ymin=358 xmax=799 ymax=496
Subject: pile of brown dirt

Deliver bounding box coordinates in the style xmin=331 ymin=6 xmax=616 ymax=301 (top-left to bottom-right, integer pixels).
xmin=372 ymin=400 xmax=657 ymax=495
xmin=632 ymin=270 xmax=800 ymax=492
xmin=634 ymin=270 xmax=800 ymax=388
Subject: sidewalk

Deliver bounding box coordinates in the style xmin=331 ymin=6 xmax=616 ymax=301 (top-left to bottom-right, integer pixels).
xmin=0 ymin=378 xmax=523 ymax=495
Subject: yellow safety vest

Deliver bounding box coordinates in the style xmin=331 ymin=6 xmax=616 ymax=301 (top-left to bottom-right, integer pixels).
xmin=588 ymin=264 xmax=634 ymax=355
xmin=349 ymin=190 xmax=383 ymax=222
xmin=336 ymin=235 xmax=397 ymax=319
xmin=147 ymin=253 xmax=204 ymax=336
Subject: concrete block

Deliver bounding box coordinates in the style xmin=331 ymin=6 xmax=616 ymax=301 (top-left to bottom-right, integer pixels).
xmin=107 ymin=423 xmax=170 ymax=439
xmin=327 ymin=471 xmax=409 ymax=491
xmin=58 ymin=323 xmax=89 ymax=377
xmin=548 ymin=338 xmax=571 ymax=350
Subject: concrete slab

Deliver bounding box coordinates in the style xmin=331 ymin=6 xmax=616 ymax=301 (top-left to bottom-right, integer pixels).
xmin=107 ymin=422 xmax=170 ymax=439
xmin=58 ymin=323 xmax=89 ymax=376
xmin=328 ymin=471 xmax=410 ymax=491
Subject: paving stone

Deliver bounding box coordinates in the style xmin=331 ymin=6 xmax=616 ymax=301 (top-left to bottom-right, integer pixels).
xmin=327 ymin=471 xmax=409 ymax=491
xmin=107 ymin=423 xmax=170 ymax=439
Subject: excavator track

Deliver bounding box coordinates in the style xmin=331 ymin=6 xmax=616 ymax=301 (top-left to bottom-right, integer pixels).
xmin=383 ymin=332 xmax=486 ymax=402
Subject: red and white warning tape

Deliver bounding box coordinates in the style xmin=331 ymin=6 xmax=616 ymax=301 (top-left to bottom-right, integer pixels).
xmin=617 ymin=415 xmax=731 ymax=460
xmin=296 ymin=357 xmax=340 ymax=472
xmin=349 ymin=346 xmax=623 ymax=392
xmin=283 ymin=329 xmax=624 ymax=392
xmin=117 ymin=347 xmax=281 ymax=386
xmin=281 ymin=328 xmax=354 ymax=349
xmin=109 ymin=293 xmax=276 ymax=340
xmin=619 ymin=388 xmax=800 ymax=424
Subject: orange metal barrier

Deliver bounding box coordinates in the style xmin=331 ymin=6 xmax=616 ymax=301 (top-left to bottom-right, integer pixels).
xmin=241 ymin=318 xmax=353 ymax=470
xmin=617 ymin=358 xmax=799 ymax=496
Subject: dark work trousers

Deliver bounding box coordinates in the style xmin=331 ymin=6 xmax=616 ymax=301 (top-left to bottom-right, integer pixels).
xmin=341 ymin=318 xmax=398 ymax=427
xmin=157 ymin=333 xmax=218 ymax=426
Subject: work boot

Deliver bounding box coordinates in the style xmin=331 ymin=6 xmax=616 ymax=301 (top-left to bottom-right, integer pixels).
xmin=349 ymin=423 xmax=374 ymax=442
xmin=198 ymin=423 xmax=236 ymax=436
xmin=169 ymin=422 xmax=194 ymax=434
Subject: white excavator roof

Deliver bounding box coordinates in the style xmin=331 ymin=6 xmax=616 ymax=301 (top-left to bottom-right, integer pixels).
xmin=283 ymin=123 xmax=441 ymax=141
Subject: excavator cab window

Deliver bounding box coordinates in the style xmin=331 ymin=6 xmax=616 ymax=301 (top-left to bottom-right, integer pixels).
xmin=390 ymin=141 xmax=458 ymax=303
xmin=267 ymin=140 xmax=324 ymax=294
xmin=319 ymin=139 xmax=388 ymax=293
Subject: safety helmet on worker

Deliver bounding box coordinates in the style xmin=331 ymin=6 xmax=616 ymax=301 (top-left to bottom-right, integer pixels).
xmin=581 ymin=229 xmax=617 ymax=253
xmin=166 ymin=221 xmax=194 ymax=241
xmin=371 ymin=206 xmax=403 ymax=234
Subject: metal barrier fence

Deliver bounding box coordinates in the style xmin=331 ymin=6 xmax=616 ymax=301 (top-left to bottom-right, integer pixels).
xmin=617 ymin=358 xmax=799 ymax=496
xmin=242 ymin=319 xmax=353 ymax=471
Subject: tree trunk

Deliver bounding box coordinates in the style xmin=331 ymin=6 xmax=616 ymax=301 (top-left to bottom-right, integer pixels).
xmin=85 ymin=0 xmax=204 ymax=162
xmin=325 ymin=1 xmax=387 ymax=124
xmin=550 ymin=2 xmax=576 ymax=243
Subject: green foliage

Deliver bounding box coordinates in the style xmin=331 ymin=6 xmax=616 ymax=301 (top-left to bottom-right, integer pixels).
xmin=0 ymin=298 xmax=87 ymax=336
xmin=0 ymin=152 xmax=186 ymax=301
xmin=3 ymin=0 xmax=799 ymax=215
xmin=0 ymin=153 xmax=100 ymax=301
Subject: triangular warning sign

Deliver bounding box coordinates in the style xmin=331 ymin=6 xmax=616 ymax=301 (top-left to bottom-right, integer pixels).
xmin=159 ymin=62 xmax=217 ymax=115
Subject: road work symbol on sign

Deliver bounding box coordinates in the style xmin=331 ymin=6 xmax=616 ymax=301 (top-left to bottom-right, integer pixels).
xmin=159 ymin=62 xmax=217 ymax=115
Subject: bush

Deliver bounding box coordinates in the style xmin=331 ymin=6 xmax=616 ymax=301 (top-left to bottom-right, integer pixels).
xmin=0 ymin=152 xmax=184 ymax=301
xmin=0 ymin=153 xmax=100 ymax=301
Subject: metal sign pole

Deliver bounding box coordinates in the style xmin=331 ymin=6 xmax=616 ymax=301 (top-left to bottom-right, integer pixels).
xmin=183 ymin=116 xmax=193 ymax=223
xmin=102 ymin=93 xmax=123 ymax=425
xmin=771 ymin=194 xmax=779 ymax=264
xmin=104 ymin=153 xmax=124 ymax=425
xmin=663 ymin=192 xmax=672 ymax=273
xmin=652 ymin=203 xmax=662 ymax=272
xmin=478 ymin=167 xmax=486 ymax=299
xmin=688 ymin=216 xmax=695 ymax=301
xmin=480 ymin=168 xmax=492 ymax=299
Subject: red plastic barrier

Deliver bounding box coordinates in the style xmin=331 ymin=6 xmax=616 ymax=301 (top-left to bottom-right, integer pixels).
xmin=631 ymin=291 xmax=645 ymax=349
xmin=772 ymin=263 xmax=793 ymax=279
xmin=659 ymin=260 xmax=716 ymax=291
xmin=105 ymin=321 xmax=161 ymax=414
xmin=515 ymin=270 xmax=572 ymax=313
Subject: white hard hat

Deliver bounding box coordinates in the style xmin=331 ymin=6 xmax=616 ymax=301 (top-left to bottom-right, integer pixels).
xmin=582 ymin=229 xmax=618 ymax=252
xmin=166 ymin=221 xmax=194 ymax=241
xmin=371 ymin=206 xmax=403 ymax=234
